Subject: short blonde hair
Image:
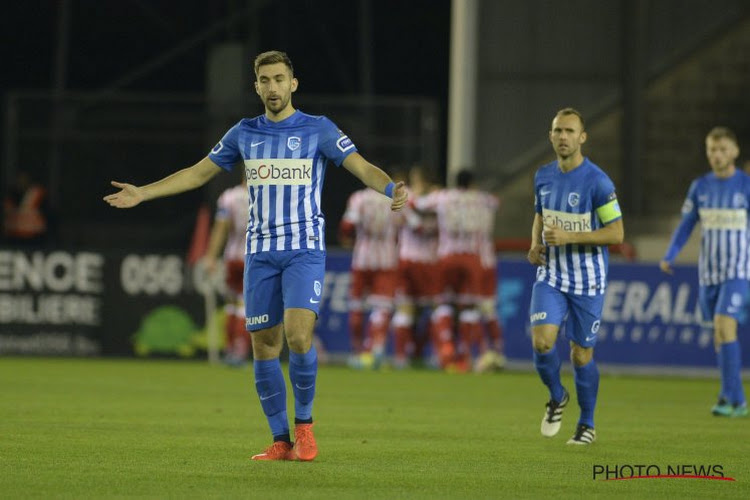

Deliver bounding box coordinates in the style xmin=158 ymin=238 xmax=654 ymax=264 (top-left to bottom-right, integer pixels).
xmin=706 ymin=126 xmax=738 ymax=145
xmin=253 ymin=50 xmax=294 ymax=77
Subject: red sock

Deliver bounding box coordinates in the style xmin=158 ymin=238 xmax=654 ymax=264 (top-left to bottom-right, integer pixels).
xmin=223 ymin=316 xmax=234 ymax=354
xmin=349 ymin=310 xmax=365 ymax=354
xmin=394 ymin=326 xmax=411 ymax=359
xmin=458 ymin=320 xmax=477 ymax=364
xmin=485 ymin=318 xmax=504 ymax=353
xmin=392 ymin=311 xmax=414 ymax=361
xmin=368 ymin=308 xmax=391 ymax=353
xmin=473 ymin=322 xmax=488 ymax=354
xmin=431 ymin=308 xmax=454 ymax=367
xmin=232 ymin=315 xmax=250 ymax=358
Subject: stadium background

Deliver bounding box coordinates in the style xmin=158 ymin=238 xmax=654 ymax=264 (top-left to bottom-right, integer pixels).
xmin=4 ymin=2 xmax=750 ymax=498
xmin=3 ymin=0 xmax=750 ymax=366
xmin=4 ymin=0 xmax=749 ymax=251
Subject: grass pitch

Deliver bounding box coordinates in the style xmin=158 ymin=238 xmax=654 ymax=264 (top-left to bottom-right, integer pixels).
xmin=1 ymin=358 xmax=749 ymax=499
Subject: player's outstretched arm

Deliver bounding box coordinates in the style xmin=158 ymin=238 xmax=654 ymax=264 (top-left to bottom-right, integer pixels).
xmin=342 ymin=152 xmax=408 ymax=211
xmin=203 ymin=218 xmax=231 ymax=274
xmin=104 ymin=157 xmax=223 ymax=208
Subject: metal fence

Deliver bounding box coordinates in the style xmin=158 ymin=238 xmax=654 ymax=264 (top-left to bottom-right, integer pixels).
xmin=3 ymin=91 xmax=440 ymax=250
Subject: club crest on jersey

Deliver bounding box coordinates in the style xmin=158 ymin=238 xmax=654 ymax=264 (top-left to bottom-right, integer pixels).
xmin=568 ymin=192 xmax=580 ymax=207
xmin=287 ymin=136 xmax=301 ymax=151
xmin=733 ymin=193 xmax=747 ymax=208
xmin=314 ymin=280 xmax=322 ymax=296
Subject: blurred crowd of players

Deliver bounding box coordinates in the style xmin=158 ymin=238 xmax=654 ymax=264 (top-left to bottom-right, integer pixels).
xmin=339 ymin=165 xmax=504 ymax=373
xmin=203 ymin=165 xmax=505 ymax=373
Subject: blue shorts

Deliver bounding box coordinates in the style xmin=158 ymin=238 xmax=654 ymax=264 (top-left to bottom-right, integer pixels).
xmin=244 ymin=249 xmax=326 ymax=331
xmin=699 ymin=279 xmax=749 ymax=324
xmin=529 ymin=281 xmax=605 ymax=348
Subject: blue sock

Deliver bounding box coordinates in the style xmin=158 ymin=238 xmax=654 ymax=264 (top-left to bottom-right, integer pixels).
xmin=721 ymin=341 xmax=746 ymax=406
xmin=716 ymin=348 xmax=730 ymax=401
xmin=574 ymin=360 xmax=599 ymax=428
xmin=719 ymin=342 xmax=737 ymax=406
xmin=533 ymin=345 xmax=565 ymax=402
xmin=289 ymin=346 xmax=318 ymax=422
xmin=253 ymin=358 xmax=289 ymax=440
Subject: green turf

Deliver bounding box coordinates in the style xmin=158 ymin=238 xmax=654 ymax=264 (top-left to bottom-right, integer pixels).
xmin=1 ymin=358 xmax=748 ymax=499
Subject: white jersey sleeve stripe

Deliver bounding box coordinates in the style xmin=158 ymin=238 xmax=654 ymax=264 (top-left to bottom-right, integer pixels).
xmin=303 ymin=135 xmax=318 ymax=250
xmin=558 ymin=245 xmax=570 ymax=293
xmin=572 ymin=245 xmax=588 ymax=295
xmin=261 ymin=186 xmax=271 ymax=252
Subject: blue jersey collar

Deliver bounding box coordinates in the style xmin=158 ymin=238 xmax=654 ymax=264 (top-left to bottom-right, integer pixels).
xmin=259 ymin=109 xmax=301 ymax=128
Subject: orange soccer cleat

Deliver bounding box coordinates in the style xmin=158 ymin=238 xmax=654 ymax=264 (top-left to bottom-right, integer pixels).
xmin=292 ymin=423 xmax=318 ymax=461
xmin=251 ymin=441 xmax=295 ymax=461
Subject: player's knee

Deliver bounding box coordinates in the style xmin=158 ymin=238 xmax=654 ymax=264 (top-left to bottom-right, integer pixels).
xmin=251 ymin=333 xmax=282 ymax=359
xmin=392 ymin=310 xmax=414 ymax=328
xmin=396 ymin=302 xmax=416 ymax=318
xmin=714 ymin=328 xmax=737 ymax=344
xmin=532 ymin=336 xmax=553 ymax=353
xmin=286 ymin=332 xmax=313 ymax=353
xmin=570 ymin=346 xmax=593 ymax=367
xmin=369 ymin=307 xmax=391 ymax=327
xmin=458 ymin=308 xmax=481 ymax=324
xmin=479 ymin=300 xmax=496 ymax=318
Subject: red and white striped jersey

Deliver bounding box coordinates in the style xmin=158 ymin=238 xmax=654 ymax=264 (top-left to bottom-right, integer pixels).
xmin=416 ymin=189 xmax=499 ymax=257
xmin=480 ymin=194 xmax=499 ymax=268
xmin=215 ymin=185 xmax=249 ymax=261
xmin=399 ymin=194 xmax=439 ymax=263
xmin=480 ymin=238 xmax=497 ymax=269
xmin=342 ymin=188 xmax=401 ymax=270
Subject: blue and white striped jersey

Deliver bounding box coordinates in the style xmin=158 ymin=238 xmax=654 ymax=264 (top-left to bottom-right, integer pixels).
xmin=663 ymin=170 xmax=750 ymax=285
xmin=534 ymin=158 xmax=622 ymax=295
xmin=208 ymin=110 xmax=357 ymax=254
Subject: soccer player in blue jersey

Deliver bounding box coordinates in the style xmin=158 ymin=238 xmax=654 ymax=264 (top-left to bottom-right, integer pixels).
xmin=660 ymin=127 xmax=748 ymax=418
xmin=104 ymin=50 xmax=408 ymax=460
xmin=527 ymin=108 xmax=624 ymax=445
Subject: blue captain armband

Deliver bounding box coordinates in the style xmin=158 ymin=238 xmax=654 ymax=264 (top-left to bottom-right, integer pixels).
xmin=384 ymin=182 xmax=395 ymax=199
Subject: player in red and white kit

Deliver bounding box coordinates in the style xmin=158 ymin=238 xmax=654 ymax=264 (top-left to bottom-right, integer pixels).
xmin=415 ymin=169 xmax=499 ymax=371
xmin=204 ymin=182 xmax=250 ymax=366
xmin=339 ymin=181 xmax=402 ymax=368
xmin=392 ymin=166 xmax=441 ymax=368
xmin=475 ymin=202 xmax=506 ymax=372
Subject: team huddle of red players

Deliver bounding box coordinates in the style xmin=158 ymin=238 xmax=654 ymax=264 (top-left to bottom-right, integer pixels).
xmin=339 ymin=166 xmax=505 ymax=372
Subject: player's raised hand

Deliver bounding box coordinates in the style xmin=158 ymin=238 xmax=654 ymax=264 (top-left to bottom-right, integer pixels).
xmin=390 ymin=181 xmax=408 ymax=211
xmin=527 ymin=243 xmax=546 ymax=266
xmin=659 ymin=260 xmax=673 ymax=275
xmin=103 ymin=181 xmax=145 ymax=208
xmin=542 ymin=222 xmax=568 ymax=246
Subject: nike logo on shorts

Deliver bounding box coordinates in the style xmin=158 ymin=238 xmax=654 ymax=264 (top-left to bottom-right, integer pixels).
xmin=309 ymin=298 xmax=320 ymax=304
xmin=251 ymin=140 xmax=265 ymax=147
